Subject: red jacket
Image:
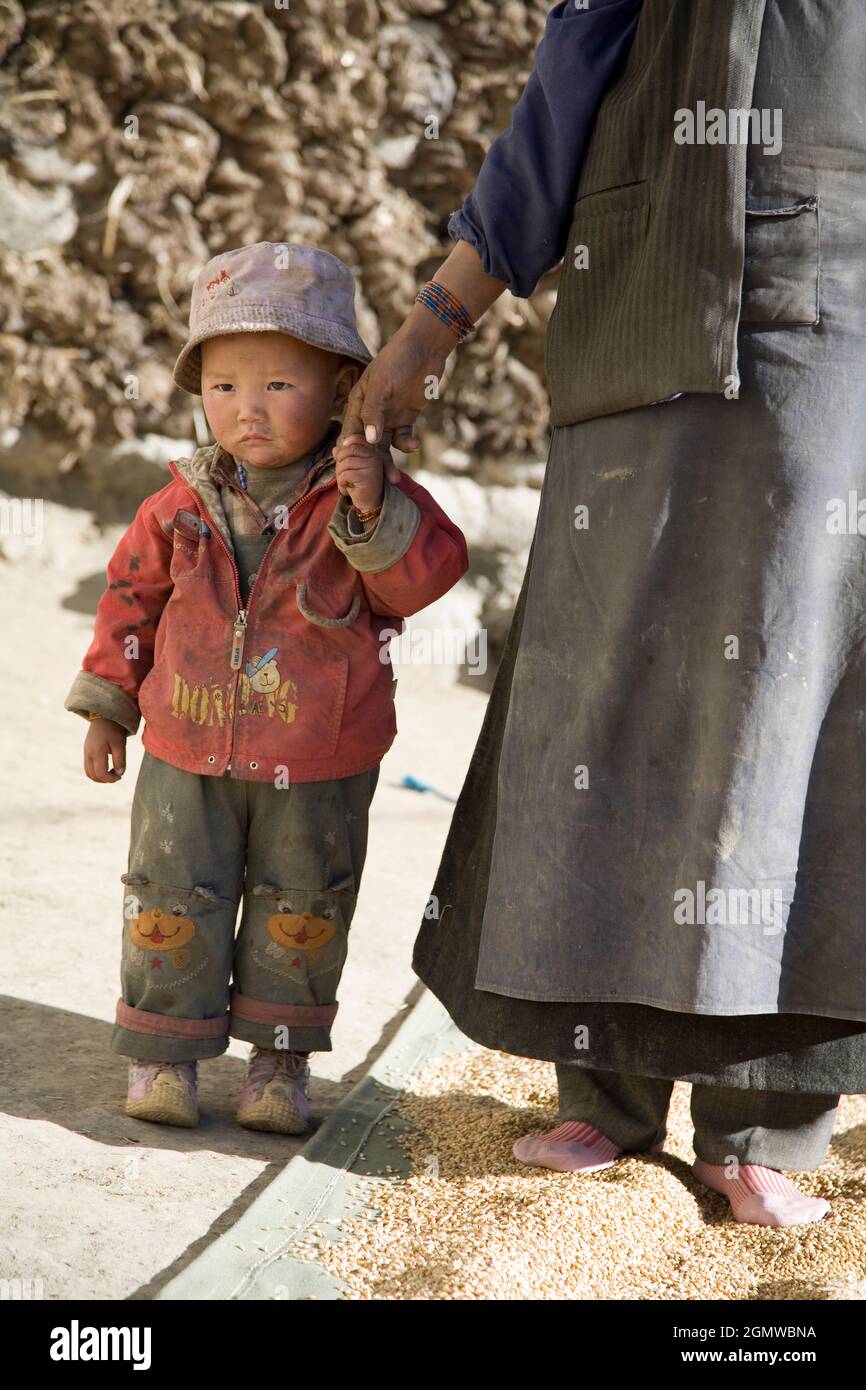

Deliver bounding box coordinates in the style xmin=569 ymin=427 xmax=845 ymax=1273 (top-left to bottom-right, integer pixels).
xmin=65 ymin=447 xmax=469 ymax=782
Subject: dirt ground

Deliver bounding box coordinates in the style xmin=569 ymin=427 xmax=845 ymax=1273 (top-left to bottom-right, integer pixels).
xmin=0 ymin=492 xmax=487 ymax=1301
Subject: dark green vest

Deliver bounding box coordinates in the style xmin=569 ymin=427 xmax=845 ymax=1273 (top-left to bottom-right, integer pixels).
xmin=544 ymin=0 xmax=771 ymax=426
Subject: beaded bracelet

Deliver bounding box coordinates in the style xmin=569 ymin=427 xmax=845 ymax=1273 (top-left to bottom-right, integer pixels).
xmin=415 ymin=279 xmax=476 ymax=343
xmin=352 ymin=502 xmax=382 ymax=522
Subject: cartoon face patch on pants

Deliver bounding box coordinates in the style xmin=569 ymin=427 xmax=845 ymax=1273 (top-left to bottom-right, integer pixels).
xmin=266 ymin=899 xmax=338 ymax=965
xmin=239 ymin=883 xmax=355 ymax=989
xmin=128 ymin=899 xmax=197 ymax=968
xmin=120 ymin=871 xmax=232 ymax=993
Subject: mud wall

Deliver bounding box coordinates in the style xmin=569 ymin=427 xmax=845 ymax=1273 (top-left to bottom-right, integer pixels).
xmin=0 ymin=0 xmax=558 ymax=520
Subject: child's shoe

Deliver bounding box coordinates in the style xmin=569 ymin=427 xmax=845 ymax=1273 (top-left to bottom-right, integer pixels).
xmin=126 ymin=1058 xmax=199 ymax=1127
xmin=236 ymin=1046 xmax=310 ymax=1135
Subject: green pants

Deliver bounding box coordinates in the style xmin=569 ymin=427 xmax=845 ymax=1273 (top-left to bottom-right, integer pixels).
xmin=556 ymin=1065 xmax=839 ymax=1171
xmin=112 ymin=751 xmax=380 ymax=1063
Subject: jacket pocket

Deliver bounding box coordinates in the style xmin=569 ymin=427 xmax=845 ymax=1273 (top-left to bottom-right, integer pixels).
xmin=167 ymin=507 xmax=208 ymax=577
xmin=237 ymin=632 xmax=350 ymax=759
xmin=740 ymin=196 xmax=820 ymax=326
xmin=295 ymin=579 xmax=361 ymax=628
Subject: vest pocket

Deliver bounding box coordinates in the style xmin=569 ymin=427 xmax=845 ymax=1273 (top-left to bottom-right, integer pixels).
xmin=740 ymin=196 xmax=820 ymax=326
xmin=570 ymin=179 xmax=651 ymax=223
xmin=544 ymin=180 xmax=652 ymax=418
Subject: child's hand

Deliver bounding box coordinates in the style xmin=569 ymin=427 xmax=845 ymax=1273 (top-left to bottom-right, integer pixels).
xmin=332 ymin=438 xmax=392 ymax=515
xmin=84 ymin=718 xmax=128 ymax=783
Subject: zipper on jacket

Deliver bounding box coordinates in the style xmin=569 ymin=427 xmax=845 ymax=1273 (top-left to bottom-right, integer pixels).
xmin=185 ymin=512 xmax=243 ymax=766
xmin=171 ymin=467 xmax=339 ymax=774
xmin=234 ymin=477 xmax=335 ymax=621
xmin=230 ymin=609 xmax=248 ymax=670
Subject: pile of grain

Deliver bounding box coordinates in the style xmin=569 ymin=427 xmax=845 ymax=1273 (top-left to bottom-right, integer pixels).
xmin=293 ymin=1045 xmax=866 ymax=1300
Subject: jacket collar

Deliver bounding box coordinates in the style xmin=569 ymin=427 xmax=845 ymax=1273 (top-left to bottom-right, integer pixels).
xmin=207 ymin=419 xmax=342 ymax=489
xmin=167 ymin=419 xmax=342 ymax=553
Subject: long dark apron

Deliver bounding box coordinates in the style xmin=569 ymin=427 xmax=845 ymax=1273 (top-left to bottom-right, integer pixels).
xmin=413 ymin=0 xmax=866 ymax=1094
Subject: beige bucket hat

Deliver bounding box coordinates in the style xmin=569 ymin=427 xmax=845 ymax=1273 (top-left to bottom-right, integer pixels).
xmin=173 ymin=241 xmax=374 ymax=395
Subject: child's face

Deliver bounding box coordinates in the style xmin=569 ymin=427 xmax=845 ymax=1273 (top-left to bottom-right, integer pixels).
xmin=200 ymin=331 xmax=360 ymax=468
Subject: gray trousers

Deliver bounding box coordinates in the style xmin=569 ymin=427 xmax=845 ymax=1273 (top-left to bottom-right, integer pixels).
xmin=556 ymin=1064 xmax=839 ymax=1171
xmin=112 ymin=751 xmax=380 ymax=1063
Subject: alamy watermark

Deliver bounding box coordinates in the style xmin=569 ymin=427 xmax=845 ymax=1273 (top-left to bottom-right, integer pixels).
xmin=674 ymin=101 xmax=782 ymax=157
xmin=0 ymin=497 xmax=43 ymax=545
xmin=674 ymin=880 xmax=785 ymax=935
xmin=379 ymin=620 xmax=487 ymax=676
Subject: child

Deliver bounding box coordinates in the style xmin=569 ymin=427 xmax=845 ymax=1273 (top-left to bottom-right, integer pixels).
xmin=65 ymin=241 xmax=469 ymax=1133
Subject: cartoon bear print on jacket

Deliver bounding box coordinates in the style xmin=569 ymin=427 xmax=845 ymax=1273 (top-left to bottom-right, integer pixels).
xmin=247 ymin=647 xmax=281 ymax=694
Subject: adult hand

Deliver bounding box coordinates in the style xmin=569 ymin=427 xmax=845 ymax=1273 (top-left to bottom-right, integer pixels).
xmin=337 ymin=312 xmax=454 ymax=476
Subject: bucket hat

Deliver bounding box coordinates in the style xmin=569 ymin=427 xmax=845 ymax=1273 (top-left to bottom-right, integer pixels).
xmin=173 ymin=241 xmax=374 ymax=394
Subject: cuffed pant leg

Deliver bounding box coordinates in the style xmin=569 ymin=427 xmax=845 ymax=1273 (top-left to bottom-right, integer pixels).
xmin=112 ymin=1002 xmax=231 ymax=1063
xmin=111 ymin=752 xmax=246 ymax=1062
xmin=690 ymin=1084 xmax=841 ymax=1171
xmin=555 ymin=1064 xmax=673 ymax=1152
xmin=230 ymin=764 xmax=380 ymax=1054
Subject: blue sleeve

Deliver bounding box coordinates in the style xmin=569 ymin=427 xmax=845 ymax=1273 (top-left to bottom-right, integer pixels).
xmin=447 ymin=0 xmax=644 ymax=300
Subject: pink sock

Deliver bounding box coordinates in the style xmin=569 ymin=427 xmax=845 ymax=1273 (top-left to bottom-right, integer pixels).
xmin=513 ymin=1119 xmax=624 ymax=1172
xmin=692 ymin=1158 xmax=831 ymax=1227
